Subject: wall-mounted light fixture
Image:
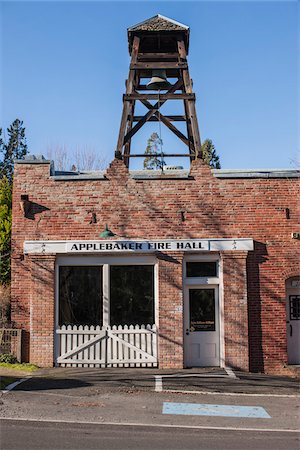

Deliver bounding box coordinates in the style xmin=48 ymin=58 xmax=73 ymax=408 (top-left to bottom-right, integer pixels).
xmin=292 ymin=232 xmax=300 ymax=240
xmin=99 ymin=224 xmax=116 ymax=238
xmin=88 ymin=210 xmax=97 ymax=224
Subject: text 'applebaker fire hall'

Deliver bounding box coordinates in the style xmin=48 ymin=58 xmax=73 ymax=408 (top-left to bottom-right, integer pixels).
xmin=12 ymin=15 xmax=300 ymax=374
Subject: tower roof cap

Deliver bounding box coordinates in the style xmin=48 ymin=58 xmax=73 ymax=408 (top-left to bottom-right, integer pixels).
xmin=128 ymin=14 xmax=190 ymax=54
xmin=128 ymin=14 xmax=189 ymax=32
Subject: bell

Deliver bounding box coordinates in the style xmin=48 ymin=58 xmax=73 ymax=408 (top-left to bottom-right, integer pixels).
xmin=147 ymin=69 xmax=171 ymax=90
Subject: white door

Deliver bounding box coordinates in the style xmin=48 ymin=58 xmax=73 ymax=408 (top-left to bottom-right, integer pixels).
xmin=184 ymin=286 xmax=220 ymax=367
xmin=286 ymin=279 xmax=300 ymax=364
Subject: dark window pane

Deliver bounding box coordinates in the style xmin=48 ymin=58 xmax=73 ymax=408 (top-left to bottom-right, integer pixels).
xmin=189 ymin=289 xmax=215 ymax=332
xmin=110 ymin=265 xmax=154 ymax=326
xmin=186 ymin=262 xmax=217 ymax=277
xmin=59 ymin=266 xmax=102 ymax=326
xmin=289 ymin=295 xmax=300 ymax=320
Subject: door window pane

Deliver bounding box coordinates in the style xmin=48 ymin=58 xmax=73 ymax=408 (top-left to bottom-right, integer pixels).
xmin=289 ymin=295 xmax=300 ymax=320
xmin=110 ymin=265 xmax=154 ymax=326
xmin=189 ymin=289 xmax=215 ymax=331
xmin=59 ymin=266 xmax=102 ymax=326
xmin=186 ymin=262 xmax=217 ymax=277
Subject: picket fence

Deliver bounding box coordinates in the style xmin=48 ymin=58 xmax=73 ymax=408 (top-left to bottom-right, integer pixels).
xmin=56 ymin=324 xmax=158 ymax=368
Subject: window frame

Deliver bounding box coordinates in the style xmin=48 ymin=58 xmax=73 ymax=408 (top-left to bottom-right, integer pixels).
xmin=55 ymin=255 xmax=158 ymax=329
xmin=184 ymin=254 xmax=220 ymax=286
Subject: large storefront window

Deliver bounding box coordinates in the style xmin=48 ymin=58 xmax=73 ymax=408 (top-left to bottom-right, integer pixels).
xmin=110 ymin=265 xmax=154 ymax=326
xmin=58 ymin=263 xmax=154 ymax=327
xmin=59 ymin=266 xmax=103 ymax=326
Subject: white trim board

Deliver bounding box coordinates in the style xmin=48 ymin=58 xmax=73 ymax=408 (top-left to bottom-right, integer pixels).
xmin=24 ymin=238 xmax=254 ymax=255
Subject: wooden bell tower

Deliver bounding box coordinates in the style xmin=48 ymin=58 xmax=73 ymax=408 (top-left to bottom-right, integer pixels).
xmin=115 ymin=14 xmax=202 ymax=167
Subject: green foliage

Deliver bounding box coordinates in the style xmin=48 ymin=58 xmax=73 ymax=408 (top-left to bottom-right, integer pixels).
xmin=0 ymin=353 xmax=18 ymax=364
xmin=143 ymin=132 xmax=166 ymax=170
xmin=0 ymin=177 xmax=12 ymax=284
xmin=0 ymin=283 xmax=11 ymax=324
xmin=0 ymin=119 xmax=27 ymax=287
xmin=0 ymin=362 xmax=39 ymax=372
xmin=201 ymin=139 xmax=221 ymax=169
xmin=0 ymin=119 xmax=28 ymax=182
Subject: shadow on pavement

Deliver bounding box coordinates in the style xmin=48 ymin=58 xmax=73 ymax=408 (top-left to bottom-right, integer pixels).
xmin=10 ymin=367 xmax=300 ymax=395
xmin=13 ymin=378 xmax=92 ymax=391
xmin=164 ymin=372 xmax=300 ymax=395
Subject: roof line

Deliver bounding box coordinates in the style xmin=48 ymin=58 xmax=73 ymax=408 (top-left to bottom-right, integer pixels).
xmin=128 ymin=14 xmax=189 ymax=31
xmin=211 ymin=169 xmax=300 ymax=173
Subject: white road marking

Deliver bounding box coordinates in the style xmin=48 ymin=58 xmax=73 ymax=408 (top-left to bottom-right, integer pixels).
xmin=154 ymin=371 xmax=233 ymax=392
xmin=1 ymin=416 xmax=299 ymax=434
xmin=157 ymin=373 xmax=230 ymax=378
xmin=225 ymin=367 xmax=237 ymax=378
xmin=2 ymin=377 xmax=31 ymax=394
xmin=154 ymin=375 xmax=163 ymax=392
xmin=161 ymin=388 xmax=300 ymax=398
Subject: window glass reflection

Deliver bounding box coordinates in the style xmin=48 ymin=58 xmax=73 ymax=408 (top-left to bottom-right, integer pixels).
xmin=59 ymin=266 xmax=102 ymax=326
xmin=110 ymin=265 xmax=154 ymax=326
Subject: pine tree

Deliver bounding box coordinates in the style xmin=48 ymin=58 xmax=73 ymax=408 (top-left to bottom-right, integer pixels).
xmin=0 ymin=119 xmax=28 ymax=182
xmin=143 ymin=132 xmax=166 ymax=170
xmin=201 ymin=139 xmax=221 ymax=169
xmin=0 ymin=128 xmax=4 ymax=154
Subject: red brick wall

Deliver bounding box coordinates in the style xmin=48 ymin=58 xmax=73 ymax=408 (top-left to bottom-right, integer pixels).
xmin=222 ymin=251 xmax=249 ymax=371
xmin=11 ymin=158 xmax=300 ymax=372
xmin=30 ymin=255 xmax=55 ymax=366
xmin=157 ymin=252 xmax=184 ymax=369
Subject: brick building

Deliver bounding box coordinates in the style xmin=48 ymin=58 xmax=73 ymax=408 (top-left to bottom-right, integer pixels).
xmin=11 ymin=15 xmax=300 ymax=374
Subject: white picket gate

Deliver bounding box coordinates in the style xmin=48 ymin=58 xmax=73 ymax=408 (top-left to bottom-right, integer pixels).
xmin=56 ymin=324 xmax=158 ymax=368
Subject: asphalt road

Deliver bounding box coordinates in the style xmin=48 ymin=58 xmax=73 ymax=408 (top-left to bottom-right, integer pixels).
xmin=1 ymin=368 xmax=299 ymax=450
xmin=1 ymin=419 xmax=300 ymax=450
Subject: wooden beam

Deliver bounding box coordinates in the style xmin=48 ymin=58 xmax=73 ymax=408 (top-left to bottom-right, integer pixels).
xmin=124 ymin=93 xmax=195 ymax=101
xmin=123 ymin=80 xmax=184 ymax=145
xmin=137 ymin=79 xmax=183 ymax=108
xmin=123 ymin=101 xmax=135 ymax=167
xmin=115 ymin=36 xmax=140 ymax=158
xmin=131 ymin=62 xmax=187 ymax=70
xmin=133 ymin=115 xmax=186 ymax=122
xmin=124 ymin=109 xmax=157 ymax=144
xmin=126 ymin=153 xmax=196 ymax=158
xmin=177 ymin=38 xmax=202 ymax=159
xmin=154 ymin=112 xmax=194 ymax=150
xmin=184 ymin=99 xmax=194 ymax=159
xmin=136 ymin=84 xmax=183 ymax=90
xmin=138 ymin=74 xmax=181 ymax=79
xmin=136 ymin=78 xmax=195 ymax=150
xmin=137 ymin=52 xmax=179 ymax=59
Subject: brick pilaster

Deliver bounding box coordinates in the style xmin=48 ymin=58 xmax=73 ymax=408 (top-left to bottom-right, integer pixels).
xmin=29 ymin=255 xmax=56 ymax=367
xmin=221 ymin=251 xmax=249 ymax=371
xmin=157 ymin=252 xmax=184 ymax=369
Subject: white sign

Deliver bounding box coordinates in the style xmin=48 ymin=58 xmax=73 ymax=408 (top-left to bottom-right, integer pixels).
xmin=65 ymin=240 xmax=208 ymax=253
xmin=24 ymin=238 xmax=254 ymax=254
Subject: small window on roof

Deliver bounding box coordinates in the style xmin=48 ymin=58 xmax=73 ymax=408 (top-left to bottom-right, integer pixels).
xmin=186 ymin=262 xmax=217 ymax=278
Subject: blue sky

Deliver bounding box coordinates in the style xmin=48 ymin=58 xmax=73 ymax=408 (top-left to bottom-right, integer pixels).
xmin=0 ymin=1 xmax=298 ymax=170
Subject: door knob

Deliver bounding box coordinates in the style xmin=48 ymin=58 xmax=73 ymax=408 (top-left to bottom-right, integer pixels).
xmin=290 ymin=324 xmax=293 ymax=337
xmin=186 ymin=328 xmax=189 ymax=335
